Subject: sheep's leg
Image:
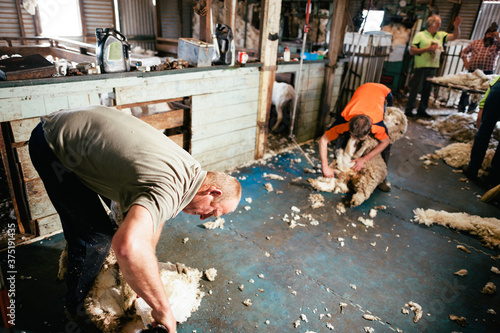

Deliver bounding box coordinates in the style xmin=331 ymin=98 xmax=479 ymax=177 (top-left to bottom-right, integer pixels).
xmin=271 ymin=104 xmax=283 ymax=131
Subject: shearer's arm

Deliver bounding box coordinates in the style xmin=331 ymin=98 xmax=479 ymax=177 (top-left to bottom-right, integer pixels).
xmin=112 ymin=205 xmax=177 ymax=332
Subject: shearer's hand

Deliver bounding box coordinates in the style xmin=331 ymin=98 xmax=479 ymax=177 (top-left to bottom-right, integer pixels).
xmin=322 ymin=165 xmax=336 ymax=178
xmin=151 ymin=308 xmax=177 ymax=333
xmin=352 ymin=156 xmax=367 ymax=172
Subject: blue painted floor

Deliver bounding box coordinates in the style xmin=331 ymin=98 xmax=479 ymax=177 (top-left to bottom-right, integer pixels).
xmin=3 ymin=114 xmax=500 ymax=333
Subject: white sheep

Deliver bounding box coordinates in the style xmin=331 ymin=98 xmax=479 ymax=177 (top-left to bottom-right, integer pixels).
xmin=309 ymin=107 xmax=408 ymax=206
xmin=271 ymin=81 xmax=295 ymax=132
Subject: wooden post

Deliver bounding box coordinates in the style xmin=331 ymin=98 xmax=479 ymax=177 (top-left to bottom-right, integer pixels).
xmin=199 ymin=0 xmax=212 ymax=42
xmin=224 ymin=0 xmax=237 ymax=32
xmin=255 ymin=0 xmax=282 ymax=159
xmin=15 ymin=0 xmax=27 ymax=45
xmin=317 ymin=0 xmax=349 ymax=137
xmin=78 ymin=0 xmax=88 ymax=42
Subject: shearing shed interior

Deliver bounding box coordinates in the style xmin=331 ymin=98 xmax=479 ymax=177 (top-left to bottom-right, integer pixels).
xmin=0 ymin=0 xmax=499 ymax=332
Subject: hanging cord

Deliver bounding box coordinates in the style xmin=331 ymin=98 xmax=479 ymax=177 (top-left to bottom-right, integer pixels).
xmin=325 ymin=6 xmax=371 ymax=129
xmin=286 ymin=2 xmax=372 ymax=168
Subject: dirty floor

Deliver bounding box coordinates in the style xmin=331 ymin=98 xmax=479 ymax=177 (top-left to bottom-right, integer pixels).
xmin=2 ymin=107 xmax=500 ymax=333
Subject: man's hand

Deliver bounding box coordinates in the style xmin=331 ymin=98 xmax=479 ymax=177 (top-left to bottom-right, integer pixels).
xmin=352 ymin=156 xmax=368 ymax=172
xmin=427 ymin=43 xmax=439 ymax=53
xmin=151 ymin=308 xmax=177 ymax=332
xmin=322 ymin=165 xmax=336 ymax=178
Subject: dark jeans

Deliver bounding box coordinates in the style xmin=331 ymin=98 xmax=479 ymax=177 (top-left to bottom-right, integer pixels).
xmin=28 ymin=123 xmax=116 ymax=312
xmin=405 ymin=67 xmax=437 ymax=114
xmin=467 ymin=82 xmax=500 ymax=177
xmin=458 ymin=70 xmax=493 ymax=113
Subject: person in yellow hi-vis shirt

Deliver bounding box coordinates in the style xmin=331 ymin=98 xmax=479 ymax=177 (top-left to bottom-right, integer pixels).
xmin=405 ymin=14 xmax=462 ymax=118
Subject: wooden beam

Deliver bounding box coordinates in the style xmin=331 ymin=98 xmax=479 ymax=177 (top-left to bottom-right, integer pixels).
xmin=224 ymin=0 xmax=237 ymax=32
xmin=317 ymin=0 xmax=349 ymax=137
xmin=0 ymin=122 xmax=32 ymax=234
xmin=255 ymin=0 xmax=282 ymax=159
xmin=199 ymin=0 xmax=212 ymax=43
xmin=78 ymin=0 xmax=88 ymax=42
xmin=15 ymin=0 xmax=27 ymax=45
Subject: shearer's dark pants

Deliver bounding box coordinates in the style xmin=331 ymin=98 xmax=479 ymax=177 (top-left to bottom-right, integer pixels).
xmin=28 ymin=123 xmax=116 ymax=313
xmin=467 ymin=82 xmax=500 ymax=180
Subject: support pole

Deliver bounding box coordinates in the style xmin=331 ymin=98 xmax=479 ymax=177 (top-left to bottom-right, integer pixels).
xmin=317 ymin=0 xmax=349 ymax=136
xmin=255 ymin=0 xmax=282 ymax=159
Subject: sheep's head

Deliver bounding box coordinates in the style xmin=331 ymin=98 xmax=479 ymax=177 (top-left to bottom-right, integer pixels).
xmin=384 ymin=107 xmax=408 ymax=143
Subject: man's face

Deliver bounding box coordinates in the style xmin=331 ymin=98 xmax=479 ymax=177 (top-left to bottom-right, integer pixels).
xmin=428 ymin=17 xmax=441 ymax=33
xmin=183 ymin=195 xmax=239 ymax=220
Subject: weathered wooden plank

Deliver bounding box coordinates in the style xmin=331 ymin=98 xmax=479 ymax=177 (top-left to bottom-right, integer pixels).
xmin=202 ymin=150 xmax=255 ymax=172
xmin=191 ymin=127 xmax=256 ymax=155
xmin=25 ymin=178 xmax=57 ymax=220
xmin=168 ymin=133 xmax=184 ymax=147
xmin=43 ymin=95 xmax=70 ymax=112
xmin=67 ymin=93 xmax=94 ymax=109
xmin=115 ymin=72 xmax=260 ymax=105
xmin=0 ymin=67 xmax=260 ymax=100
xmin=16 ymin=145 xmax=38 ymax=181
xmin=21 ymin=97 xmax=47 ymax=119
xmin=138 ymin=110 xmax=184 ymax=130
xmin=37 ymin=213 xmax=62 ymax=236
xmin=192 ymin=88 xmax=259 ymax=110
xmin=192 ymin=114 xmax=257 ymax=141
xmin=193 ymin=138 xmax=255 ymax=167
xmin=11 ymin=117 xmax=40 ymax=142
xmin=192 ymin=101 xmax=258 ymax=127
xmin=0 ymin=99 xmax=23 ymax=122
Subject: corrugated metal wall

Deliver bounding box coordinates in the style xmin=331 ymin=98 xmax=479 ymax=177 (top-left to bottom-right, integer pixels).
xmin=157 ymin=0 xmax=192 ymax=40
xmin=82 ymin=0 xmax=115 ymax=42
xmin=471 ymin=2 xmax=500 ymax=41
xmin=118 ymin=0 xmax=155 ymax=50
xmin=0 ymin=0 xmax=23 ymax=37
xmin=346 ymin=0 xmax=481 ymax=39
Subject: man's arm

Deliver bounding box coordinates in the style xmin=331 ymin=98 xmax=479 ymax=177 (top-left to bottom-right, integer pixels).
xmin=319 ymin=133 xmax=336 ymax=178
xmin=112 ymin=205 xmax=177 ymax=332
xmin=410 ymin=44 xmax=438 ymax=56
xmin=460 ymin=44 xmax=472 ymax=70
xmin=352 ymin=137 xmax=390 ymax=172
xmin=447 ymin=16 xmax=462 ymax=41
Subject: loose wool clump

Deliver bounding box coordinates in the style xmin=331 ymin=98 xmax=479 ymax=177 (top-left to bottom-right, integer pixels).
xmin=413 ymin=208 xmax=500 ymax=249
xmin=309 ymin=107 xmax=407 ymax=206
xmin=430 ymin=69 xmax=496 ymax=90
xmin=430 ymin=143 xmax=494 ymax=176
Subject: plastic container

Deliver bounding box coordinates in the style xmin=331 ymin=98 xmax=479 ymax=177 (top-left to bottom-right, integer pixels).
xmin=283 ymin=47 xmax=291 ymax=62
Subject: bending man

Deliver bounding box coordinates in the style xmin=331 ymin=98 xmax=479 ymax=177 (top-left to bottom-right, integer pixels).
xmin=28 ymin=106 xmax=241 ymax=332
xmin=319 ymin=82 xmax=393 ymax=191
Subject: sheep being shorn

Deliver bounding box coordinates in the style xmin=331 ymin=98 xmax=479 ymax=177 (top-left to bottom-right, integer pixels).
xmin=413 ymin=208 xmax=500 ymax=249
xmin=58 ymin=202 xmax=205 ymax=332
xmin=309 ymin=107 xmax=407 ymax=206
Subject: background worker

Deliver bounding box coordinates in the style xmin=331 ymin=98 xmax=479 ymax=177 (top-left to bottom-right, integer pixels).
xmin=458 ymin=22 xmax=500 ymax=113
xmin=319 ymin=82 xmax=393 ymax=191
xmin=28 ymin=106 xmax=242 ymax=332
xmin=405 ymin=14 xmax=462 ymax=118
xmin=463 ymin=76 xmax=500 ymax=186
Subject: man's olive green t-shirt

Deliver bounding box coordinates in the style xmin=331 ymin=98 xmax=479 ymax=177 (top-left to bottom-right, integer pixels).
xmin=41 ymin=105 xmax=207 ymax=231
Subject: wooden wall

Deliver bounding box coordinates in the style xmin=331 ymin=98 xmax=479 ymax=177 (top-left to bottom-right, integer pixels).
xmin=0 ymin=66 xmax=260 ymax=235
xmin=276 ymin=61 xmax=342 ymax=143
